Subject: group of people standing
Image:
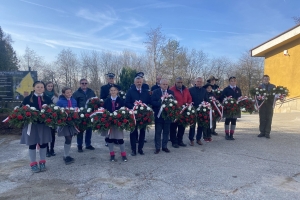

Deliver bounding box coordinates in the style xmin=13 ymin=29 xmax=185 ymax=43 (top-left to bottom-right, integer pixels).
xmin=19 ymin=72 xmax=276 ymax=173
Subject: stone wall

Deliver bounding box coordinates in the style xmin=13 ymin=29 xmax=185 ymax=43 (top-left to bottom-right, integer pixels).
xmin=274 ymin=98 xmax=300 ymax=113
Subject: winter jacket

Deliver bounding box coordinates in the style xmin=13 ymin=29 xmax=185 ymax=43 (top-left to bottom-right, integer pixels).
xmin=189 ymin=86 xmax=206 ymax=107
xmin=72 ymin=88 xmax=96 ymax=108
xmin=169 ymin=85 xmax=192 ymax=106
xmin=56 ymin=95 xmax=78 ymax=108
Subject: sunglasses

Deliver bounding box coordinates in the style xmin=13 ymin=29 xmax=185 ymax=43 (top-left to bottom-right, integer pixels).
xmin=81 ymin=82 xmax=88 ymax=85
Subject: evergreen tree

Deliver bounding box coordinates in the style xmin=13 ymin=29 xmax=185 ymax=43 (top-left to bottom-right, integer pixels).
xmin=0 ymin=26 xmax=19 ymax=71
xmin=117 ymin=67 xmax=137 ymax=92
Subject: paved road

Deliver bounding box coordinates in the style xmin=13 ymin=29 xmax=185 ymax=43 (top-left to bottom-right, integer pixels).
xmin=0 ymin=113 xmax=300 ymax=200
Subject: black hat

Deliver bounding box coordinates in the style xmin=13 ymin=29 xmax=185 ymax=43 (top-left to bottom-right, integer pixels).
xmin=229 ymin=76 xmax=236 ymax=81
xmin=207 ymin=75 xmax=219 ymax=83
xmin=203 ymin=83 xmax=213 ymax=89
xmin=106 ymin=73 xmax=115 ymax=78
xmin=135 ymin=72 xmax=144 ymax=78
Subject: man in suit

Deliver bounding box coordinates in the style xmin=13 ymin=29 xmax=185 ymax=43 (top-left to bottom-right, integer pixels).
xmin=151 ymin=75 xmax=162 ymax=91
xmin=188 ymin=77 xmax=206 ymax=146
xmin=151 ymin=79 xmax=174 ymax=154
xmin=125 ymin=76 xmax=151 ymax=156
xmin=169 ymin=77 xmax=192 ymax=148
xmin=257 ymin=75 xmax=276 ymax=139
xmin=100 ymin=73 xmax=121 ymax=100
xmin=73 ymin=78 xmax=96 ymax=152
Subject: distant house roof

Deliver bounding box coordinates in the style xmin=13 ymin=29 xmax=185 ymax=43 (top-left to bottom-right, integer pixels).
xmin=251 ymin=24 xmax=300 ymax=57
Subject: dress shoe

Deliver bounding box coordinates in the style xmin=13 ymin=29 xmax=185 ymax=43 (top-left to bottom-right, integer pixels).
xmin=131 ymin=151 xmax=136 ymax=156
xmin=86 ymin=145 xmax=95 ymax=150
xmin=257 ymin=133 xmax=265 ymax=137
xmin=196 ymin=140 xmax=203 ymax=145
xmin=212 ymin=132 xmax=218 ymax=136
xmin=178 ymin=142 xmax=187 ymax=147
xmin=189 ymin=140 xmax=194 ymax=146
xmin=265 ymin=134 xmax=270 ymax=139
xmin=172 ymin=144 xmax=179 ymax=148
xmin=162 ymin=148 xmax=170 ymax=153
xmin=50 ymin=150 xmax=56 ymax=156
xmin=208 ymin=138 xmax=213 ymax=142
xmin=154 ymin=149 xmax=160 ymax=154
xmin=78 ymin=146 xmax=83 ymax=153
xmin=46 ymin=152 xmax=51 ymax=157
xmin=138 ymin=150 xmax=145 ymax=155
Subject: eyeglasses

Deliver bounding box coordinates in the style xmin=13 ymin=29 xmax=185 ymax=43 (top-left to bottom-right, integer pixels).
xmin=81 ymin=82 xmax=88 ymax=85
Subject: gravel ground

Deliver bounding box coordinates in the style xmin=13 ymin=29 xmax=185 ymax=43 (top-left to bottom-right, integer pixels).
xmin=0 ymin=112 xmax=300 ymax=200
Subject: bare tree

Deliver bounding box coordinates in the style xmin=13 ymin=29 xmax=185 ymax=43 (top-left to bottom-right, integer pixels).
xmin=19 ymin=47 xmax=46 ymax=78
xmin=55 ymin=48 xmax=79 ymax=90
xmin=144 ymin=26 xmax=166 ymax=84
xmin=292 ymin=16 xmax=300 ymax=24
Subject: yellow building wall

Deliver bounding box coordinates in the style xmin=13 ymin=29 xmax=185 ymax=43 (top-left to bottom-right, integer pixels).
xmin=265 ymin=37 xmax=300 ymax=98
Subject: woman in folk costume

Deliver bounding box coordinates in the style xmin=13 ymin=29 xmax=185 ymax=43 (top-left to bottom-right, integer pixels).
xmin=20 ymin=81 xmax=52 ymax=173
xmin=44 ymin=81 xmax=59 ymax=157
xmin=102 ymin=86 xmax=127 ymax=162
xmin=221 ymin=76 xmax=242 ymax=140
xmin=56 ymin=87 xmax=78 ymax=165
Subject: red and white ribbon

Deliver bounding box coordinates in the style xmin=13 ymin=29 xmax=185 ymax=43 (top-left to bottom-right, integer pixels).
xmin=157 ymin=94 xmax=174 ymax=118
xmin=210 ymin=97 xmax=223 ymax=120
xmin=2 ymin=117 xmax=9 ymax=123
xmin=89 ymin=108 xmax=106 ymax=118
xmin=27 ymin=123 xmax=32 ymax=136
xmin=255 ymin=96 xmax=265 ymax=111
xmin=174 ymin=102 xmax=193 ymax=123
xmin=198 ymin=101 xmax=213 ymax=128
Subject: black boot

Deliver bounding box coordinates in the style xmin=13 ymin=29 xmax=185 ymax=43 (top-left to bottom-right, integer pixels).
xmin=225 ymin=133 xmax=230 ymax=140
xmin=230 ymin=134 xmax=235 ymax=140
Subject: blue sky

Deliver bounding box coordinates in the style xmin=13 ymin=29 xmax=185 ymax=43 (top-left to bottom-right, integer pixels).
xmin=1 ymin=0 xmax=299 ymax=62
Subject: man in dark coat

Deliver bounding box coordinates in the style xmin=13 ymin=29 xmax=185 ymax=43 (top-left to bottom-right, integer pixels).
xmin=257 ymin=75 xmax=276 ymax=139
xmin=72 ymin=78 xmax=96 ymax=152
xmin=125 ymin=76 xmax=151 ymax=156
xmin=151 ymin=75 xmax=162 ymax=91
xmin=188 ymin=77 xmax=206 ymax=145
xmin=151 ymin=79 xmax=174 ymax=154
xmin=100 ymin=73 xmax=121 ymax=100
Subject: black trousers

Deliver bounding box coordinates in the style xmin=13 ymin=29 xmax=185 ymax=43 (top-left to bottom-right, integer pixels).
xmin=46 ymin=128 xmax=56 ymax=152
xmin=259 ymin=104 xmax=274 ymax=136
xmin=130 ymin=126 xmax=146 ymax=152
xmin=203 ymin=127 xmax=212 ymax=139
xmin=154 ymin=122 xmax=170 ymax=150
xmin=170 ymin=122 xmax=185 ymax=145
xmin=188 ymin=123 xmax=203 ymax=141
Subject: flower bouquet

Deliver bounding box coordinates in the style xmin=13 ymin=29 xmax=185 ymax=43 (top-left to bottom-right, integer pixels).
xmin=76 ymin=107 xmax=93 ymax=132
xmin=133 ymin=101 xmax=154 ymax=130
xmin=3 ymin=105 xmax=39 ymax=128
xmin=118 ymin=90 xmax=126 ymax=100
xmin=250 ymin=87 xmax=269 ymax=101
xmin=237 ymin=96 xmax=255 ymax=114
xmin=90 ymin=108 xmax=111 ymax=132
xmin=86 ymin=97 xmax=104 ymax=111
xmin=111 ymin=107 xmax=136 ymax=132
xmin=40 ymin=105 xmax=67 ymax=128
xmin=272 ymin=86 xmax=289 ymax=100
xmin=63 ymin=107 xmax=81 ymax=128
xmin=159 ymin=94 xmax=181 ymax=121
xmin=177 ymin=103 xmax=197 ymax=127
xmin=209 ymin=97 xmax=223 ymax=121
xmin=212 ymin=88 xmax=223 ymax=99
xmin=196 ymin=101 xmax=212 ymax=128
xmin=222 ymin=97 xmax=240 ymax=118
